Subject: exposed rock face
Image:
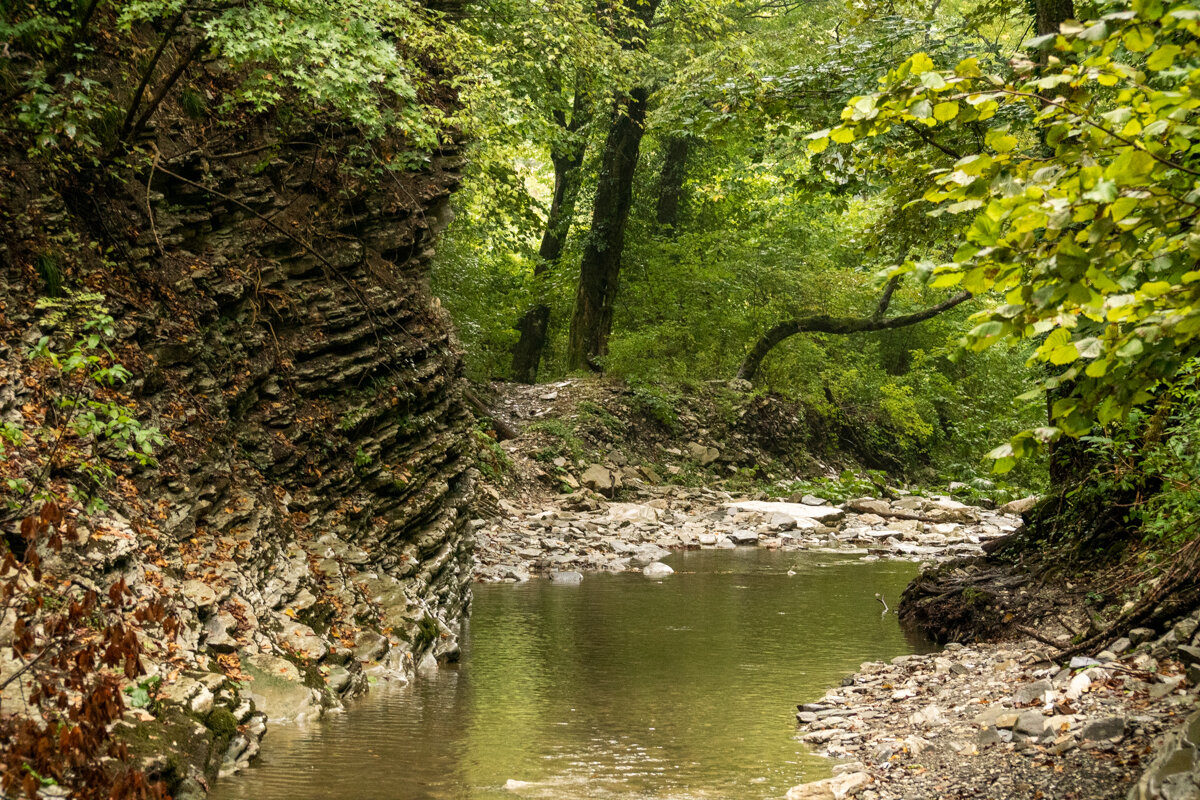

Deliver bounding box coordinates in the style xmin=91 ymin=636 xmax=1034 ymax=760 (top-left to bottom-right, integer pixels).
xmin=0 ymin=112 xmax=474 ymax=788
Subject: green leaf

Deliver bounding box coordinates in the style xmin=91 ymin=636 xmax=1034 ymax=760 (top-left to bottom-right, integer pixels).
xmin=985 ymin=127 xmax=1017 ymax=153
xmin=920 ymin=71 xmax=947 ymax=90
xmin=909 ymin=52 xmax=935 ymax=73
xmin=1115 ymin=338 xmax=1144 ymax=357
xmin=1146 ymin=44 xmax=1181 ymax=70
xmin=1049 ymin=343 xmax=1080 ymax=364
xmin=829 ymin=127 xmax=855 ymax=144
xmin=933 ymin=101 xmax=959 ymax=121
xmin=1122 ymin=25 xmax=1154 ymax=52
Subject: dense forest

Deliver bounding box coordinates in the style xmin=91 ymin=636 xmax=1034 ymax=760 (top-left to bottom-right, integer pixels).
xmin=2 ymin=0 xmax=1200 ymax=797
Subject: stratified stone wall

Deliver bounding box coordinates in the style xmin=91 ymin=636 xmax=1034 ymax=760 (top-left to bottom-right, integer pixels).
xmin=0 ymin=114 xmax=474 ymax=793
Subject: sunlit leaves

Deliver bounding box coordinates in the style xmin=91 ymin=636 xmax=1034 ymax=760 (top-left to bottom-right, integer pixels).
xmin=804 ymin=1 xmax=1200 ymax=461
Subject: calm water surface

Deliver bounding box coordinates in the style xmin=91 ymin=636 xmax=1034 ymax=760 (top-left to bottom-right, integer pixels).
xmin=212 ymin=550 xmax=928 ymax=800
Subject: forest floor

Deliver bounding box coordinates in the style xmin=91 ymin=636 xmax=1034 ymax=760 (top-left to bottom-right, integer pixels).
xmin=474 ymin=378 xmax=1200 ymax=800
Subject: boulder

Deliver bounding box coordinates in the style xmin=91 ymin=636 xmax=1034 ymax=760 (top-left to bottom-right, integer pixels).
xmin=181 ymin=579 xmax=217 ymax=609
xmin=581 ymin=464 xmax=616 ymax=495
xmin=277 ymin=616 xmax=328 ymax=660
xmin=998 ymin=495 xmax=1039 ymax=515
xmin=1014 ymin=711 xmax=1045 ymax=738
xmin=686 ymin=442 xmax=721 ymax=465
xmin=1128 ymin=709 xmax=1200 ymax=800
xmin=848 ymin=498 xmax=891 ymax=516
xmin=607 ymin=503 xmax=661 ymax=523
xmin=1081 ymin=717 xmax=1125 ymax=741
xmin=725 ymin=501 xmax=844 ymax=526
xmin=242 ymin=653 xmax=323 ymax=723
xmin=643 ymin=562 xmax=674 ymax=578
xmin=1177 ymin=644 xmax=1200 ymax=667
xmin=549 ymin=571 xmax=583 ymax=584
xmin=1012 ymin=678 xmax=1054 ymax=705
xmin=785 ymin=771 xmax=871 ymax=800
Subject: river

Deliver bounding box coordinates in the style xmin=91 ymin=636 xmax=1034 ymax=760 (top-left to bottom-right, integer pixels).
xmin=212 ymin=549 xmax=928 ymax=800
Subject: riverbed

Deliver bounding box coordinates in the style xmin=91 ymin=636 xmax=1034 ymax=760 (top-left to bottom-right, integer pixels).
xmin=212 ymin=550 xmax=928 ymax=800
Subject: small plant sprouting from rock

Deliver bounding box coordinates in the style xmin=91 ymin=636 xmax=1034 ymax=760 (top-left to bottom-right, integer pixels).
xmin=473 ymin=421 xmax=511 ymax=480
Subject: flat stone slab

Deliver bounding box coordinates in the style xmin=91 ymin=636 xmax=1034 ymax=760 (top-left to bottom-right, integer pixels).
xmin=725 ymin=501 xmax=845 ymax=525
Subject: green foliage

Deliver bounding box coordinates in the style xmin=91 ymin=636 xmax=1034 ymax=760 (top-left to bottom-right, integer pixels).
xmin=576 ymin=400 xmax=627 ymax=436
xmin=197 ymin=0 xmax=443 ymax=144
xmin=1080 ymin=358 xmax=1200 ymax=545
xmin=472 ymin=421 xmax=512 ymax=480
xmin=771 ymin=470 xmax=884 ymax=503
xmin=3 ymin=292 xmax=165 ymax=515
xmin=123 ymin=675 xmax=162 ymax=710
xmin=810 ymin=1 xmax=1200 ymax=463
xmin=526 ymin=418 xmax=586 ymax=463
xmin=629 ymin=381 xmax=681 ymax=432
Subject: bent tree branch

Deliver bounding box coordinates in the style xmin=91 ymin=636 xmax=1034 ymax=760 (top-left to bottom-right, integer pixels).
xmin=735 ymin=289 xmax=972 ymax=381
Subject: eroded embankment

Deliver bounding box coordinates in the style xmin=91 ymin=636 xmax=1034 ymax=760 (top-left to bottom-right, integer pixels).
xmin=2 ymin=94 xmax=473 ymax=795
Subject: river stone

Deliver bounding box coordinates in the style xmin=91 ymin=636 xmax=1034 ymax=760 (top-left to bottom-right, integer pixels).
xmin=550 ymin=571 xmax=583 ymax=584
xmin=181 ymin=580 xmax=217 ymax=609
xmin=725 ymin=501 xmax=844 ymax=526
xmin=786 ymin=771 xmax=871 ymax=800
xmin=729 ymin=530 xmax=759 ymax=545
xmin=1013 ymin=678 xmax=1053 ymax=705
xmin=643 ymin=562 xmax=674 ymax=578
xmin=1082 ymin=716 xmax=1125 ymax=741
xmin=848 ymin=498 xmax=891 ymax=515
xmin=1015 ymin=711 xmax=1046 ymax=737
xmin=607 ymin=503 xmax=661 ymax=523
xmin=630 ymin=544 xmax=672 ymax=568
xmin=581 ymin=464 xmax=616 ymax=494
xmin=242 ymin=653 xmax=322 ymax=723
xmin=801 ymin=495 xmax=828 ymax=506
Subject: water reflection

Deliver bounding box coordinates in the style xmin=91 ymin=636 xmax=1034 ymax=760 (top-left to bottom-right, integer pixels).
xmin=212 ymin=550 xmax=927 ymax=800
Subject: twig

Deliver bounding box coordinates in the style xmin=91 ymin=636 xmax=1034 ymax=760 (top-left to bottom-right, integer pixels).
xmin=1016 ymin=624 xmax=1064 ymax=649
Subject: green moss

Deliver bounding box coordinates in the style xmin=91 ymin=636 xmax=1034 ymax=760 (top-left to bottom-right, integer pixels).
xmin=414 ymin=614 xmax=439 ymax=651
xmin=205 ymin=707 xmax=239 ymax=741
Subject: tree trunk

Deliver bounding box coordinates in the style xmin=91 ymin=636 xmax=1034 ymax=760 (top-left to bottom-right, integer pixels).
xmin=1034 ymin=0 xmax=1075 ymax=35
xmin=655 ymin=136 xmax=689 ymax=230
xmin=563 ymin=0 xmax=662 ymax=372
xmin=510 ymin=93 xmax=589 ymax=384
xmin=736 ymin=290 xmax=971 ymax=382
xmin=566 ymin=87 xmax=649 ymax=371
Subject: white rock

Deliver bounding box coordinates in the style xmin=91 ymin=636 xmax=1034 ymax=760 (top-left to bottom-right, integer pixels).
xmin=725 ymin=501 xmax=844 ymax=525
xmin=786 ymin=771 xmax=871 ymax=800
xmin=642 ymin=562 xmax=674 ymax=578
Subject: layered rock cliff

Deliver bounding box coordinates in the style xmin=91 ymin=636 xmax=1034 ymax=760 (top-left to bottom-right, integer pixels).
xmin=0 ymin=94 xmax=474 ymax=794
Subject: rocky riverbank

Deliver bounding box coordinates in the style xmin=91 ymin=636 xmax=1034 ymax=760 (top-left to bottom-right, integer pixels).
xmin=474 ymin=487 xmax=1026 ymax=582
xmin=785 ymin=612 xmax=1200 ymax=800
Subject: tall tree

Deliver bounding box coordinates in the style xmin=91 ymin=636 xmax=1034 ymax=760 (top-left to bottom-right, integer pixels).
xmin=655 ymin=135 xmax=690 ymax=231
xmin=566 ymin=0 xmax=663 ymax=371
xmin=511 ymin=85 xmax=591 ymax=383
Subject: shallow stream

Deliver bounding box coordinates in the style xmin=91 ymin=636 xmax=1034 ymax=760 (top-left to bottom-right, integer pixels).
xmin=212 ymin=550 xmax=928 ymax=800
